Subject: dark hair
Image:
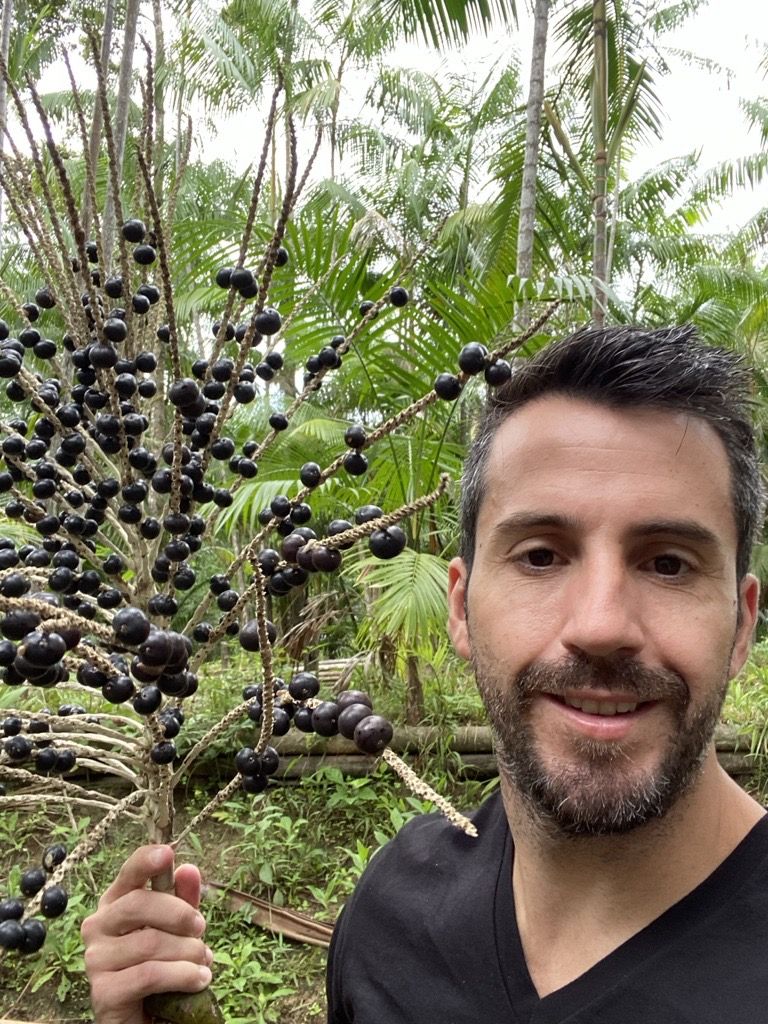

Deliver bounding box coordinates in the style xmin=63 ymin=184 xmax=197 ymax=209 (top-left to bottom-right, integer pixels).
xmin=459 ymin=325 xmax=764 ymax=581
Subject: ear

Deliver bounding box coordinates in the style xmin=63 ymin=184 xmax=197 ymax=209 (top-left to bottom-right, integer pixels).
xmin=729 ymin=573 xmax=760 ymax=678
xmin=447 ymin=557 xmax=471 ymax=661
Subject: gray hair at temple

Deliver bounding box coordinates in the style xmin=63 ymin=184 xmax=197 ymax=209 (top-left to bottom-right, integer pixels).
xmin=459 ymin=325 xmax=764 ymax=582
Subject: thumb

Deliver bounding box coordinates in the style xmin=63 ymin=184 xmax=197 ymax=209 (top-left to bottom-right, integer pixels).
xmin=174 ymin=863 xmax=202 ymax=909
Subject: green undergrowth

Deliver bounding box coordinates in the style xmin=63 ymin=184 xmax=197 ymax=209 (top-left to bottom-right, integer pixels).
xmin=723 ymin=639 xmax=768 ymax=799
xmin=0 ymin=761 xmax=498 ymax=1023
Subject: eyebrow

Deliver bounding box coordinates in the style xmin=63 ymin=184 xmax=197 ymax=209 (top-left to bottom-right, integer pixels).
xmin=491 ymin=512 xmax=722 ymax=550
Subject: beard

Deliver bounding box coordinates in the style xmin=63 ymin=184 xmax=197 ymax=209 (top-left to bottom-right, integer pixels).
xmin=473 ymin=649 xmax=730 ymax=838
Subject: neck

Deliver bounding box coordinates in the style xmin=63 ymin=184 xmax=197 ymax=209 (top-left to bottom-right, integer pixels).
xmin=503 ymin=750 xmax=765 ymax=995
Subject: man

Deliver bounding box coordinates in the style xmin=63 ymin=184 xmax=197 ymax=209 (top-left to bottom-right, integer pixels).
xmin=83 ymin=325 xmax=768 ymax=1024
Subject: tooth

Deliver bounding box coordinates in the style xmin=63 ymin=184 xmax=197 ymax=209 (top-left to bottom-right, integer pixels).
xmin=599 ymin=704 xmax=617 ymax=716
xmin=616 ymin=702 xmax=637 ymax=713
xmin=580 ymin=700 xmax=600 ymax=714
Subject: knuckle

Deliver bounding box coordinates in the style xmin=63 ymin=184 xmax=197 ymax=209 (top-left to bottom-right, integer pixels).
xmin=136 ymin=927 xmax=163 ymax=959
xmin=80 ymin=913 xmax=97 ymax=944
xmin=83 ymin=943 xmax=99 ymax=972
xmin=133 ymin=959 xmax=162 ymax=993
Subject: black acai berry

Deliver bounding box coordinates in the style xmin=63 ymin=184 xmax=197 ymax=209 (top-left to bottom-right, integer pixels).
xmin=484 ymin=359 xmax=512 ymax=387
xmin=255 ymin=307 xmax=282 ymax=335
xmin=434 ymin=373 xmax=463 ymax=401
xmin=122 ymin=219 xmax=146 ymax=243
xmin=133 ymin=244 xmax=156 ymax=265
xmin=113 ymin=607 xmax=151 ymax=645
xmin=0 ymin=920 xmax=23 ymax=950
xmin=343 ymin=451 xmax=368 ymax=476
xmin=268 ymin=412 xmax=289 ymax=431
xmin=369 ymin=526 xmax=407 ymax=560
xmin=458 ymin=343 xmax=488 ymax=375
xmin=353 ymin=714 xmax=394 ymax=754
xmin=42 ymin=844 xmax=67 ymax=872
xmin=150 ymin=740 xmax=176 ymax=765
xmin=355 ymin=505 xmax=383 ymax=525
xmin=389 ymin=286 xmax=409 ymax=307
xmin=299 ymin=462 xmax=322 ymax=488
xmin=19 ymin=918 xmax=47 ymax=954
xmin=0 ymin=898 xmax=23 ymax=921
xmin=20 ymin=866 xmax=46 ymax=897
xmin=288 ymin=672 xmax=320 ymax=700
xmin=338 ymin=702 xmax=373 ymax=740
xmin=344 ymin=423 xmax=366 ymax=449
xmin=238 ymin=619 xmax=277 ymax=652
xmin=311 ymin=701 xmax=339 ymax=737
xmin=40 ymin=885 xmax=68 ymax=918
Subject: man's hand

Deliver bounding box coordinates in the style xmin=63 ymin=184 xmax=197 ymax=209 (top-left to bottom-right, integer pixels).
xmin=81 ymin=845 xmax=213 ymax=1024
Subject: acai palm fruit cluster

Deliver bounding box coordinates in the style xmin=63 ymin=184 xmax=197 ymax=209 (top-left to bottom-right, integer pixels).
xmin=0 ymin=218 xmax=418 ymax=955
xmin=0 ymin=844 xmax=67 ymax=953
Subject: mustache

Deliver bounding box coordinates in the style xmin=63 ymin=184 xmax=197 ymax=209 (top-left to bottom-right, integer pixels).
xmin=514 ymin=654 xmax=689 ymax=706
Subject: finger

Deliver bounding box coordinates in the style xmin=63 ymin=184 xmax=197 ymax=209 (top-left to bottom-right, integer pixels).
xmin=100 ymin=845 xmax=175 ymax=906
xmin=174 ymin=864 xmax=202 ymax=910
xmin=89 ymin=959 xmax=212 ymax=1013
xmin=85 ymin=929 xmax=211 ymax=975
xmin=97 ymin=889 xmax=205 ymax=939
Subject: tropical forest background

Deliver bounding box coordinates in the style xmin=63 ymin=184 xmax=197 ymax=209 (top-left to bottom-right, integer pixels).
xmin=1 ymin=1 xmax=768 ymax=1021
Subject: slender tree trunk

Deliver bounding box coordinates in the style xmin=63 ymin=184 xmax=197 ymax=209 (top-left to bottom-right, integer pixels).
xmin=592 ymin=0 xmax=608 ymax=325
xmin=102 ymin=0 xmax=141 ymax=268
xmin=605 ymin=148 xmax=621 ymax=286
xmin=405 ymin=654 xmax=425 ymax=726
xmin=515 ymin=0 xmax=550 ymax=292
xmin=0 ymin=0 xmax=15 ymax=252
xmin=152 ymin=0 xmax=166 ymax=204
xmin=83 ymin=0 xmax=115 ymax=239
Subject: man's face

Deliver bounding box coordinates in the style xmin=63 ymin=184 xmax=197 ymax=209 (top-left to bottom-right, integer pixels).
xmin=447 ymin=395 xmax=759 ymax=836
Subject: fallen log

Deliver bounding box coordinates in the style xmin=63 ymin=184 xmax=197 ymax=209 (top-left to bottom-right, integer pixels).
xmin=202 ymin=881 xmax=334 ymax=947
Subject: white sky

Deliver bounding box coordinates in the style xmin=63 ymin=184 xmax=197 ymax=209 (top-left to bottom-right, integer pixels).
xmin=37 ymin=0 xmax=768 ymax=238
xmin=382 ymin=0 xmax=768 ymax=234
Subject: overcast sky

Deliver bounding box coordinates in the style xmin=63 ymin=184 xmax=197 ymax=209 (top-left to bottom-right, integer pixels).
xmin=389 ymin=0 xmax=768 ymax=235
xmin=37 ymin=1 xmax=768 ymax=239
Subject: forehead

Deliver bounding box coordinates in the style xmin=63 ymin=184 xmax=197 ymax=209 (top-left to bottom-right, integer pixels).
xmin=478 ymin=395 xmax=736 ymax=546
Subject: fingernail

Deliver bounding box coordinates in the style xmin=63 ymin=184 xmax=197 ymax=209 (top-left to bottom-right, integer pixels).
xmin=193 ymin=912 xmax=206 ymax=935
xmin=204 ymin=945 xmax=214 ymax=965
xmin=197 ymin=966 xmax=212 ymax=988
xmin=149 ymin=846 xmax=168 ymax=868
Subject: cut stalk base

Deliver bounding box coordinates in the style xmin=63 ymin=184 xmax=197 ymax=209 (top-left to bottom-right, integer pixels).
xmin=145 ymin=987 xmax=225 ymax=1024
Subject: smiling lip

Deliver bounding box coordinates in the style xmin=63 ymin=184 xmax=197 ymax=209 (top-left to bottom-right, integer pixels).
xmin=540 ymin=692 xmax=659 ymax=741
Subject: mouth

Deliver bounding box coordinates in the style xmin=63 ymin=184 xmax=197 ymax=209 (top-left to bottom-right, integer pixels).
xmin=551 ymin=693 xmax=658 ymax=717
xmin=539 ymin=692 xmax=660 ymax=741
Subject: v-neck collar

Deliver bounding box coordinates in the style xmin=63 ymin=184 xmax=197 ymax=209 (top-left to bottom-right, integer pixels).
xmin=492 ymin=809 xmax=768 ymax=1024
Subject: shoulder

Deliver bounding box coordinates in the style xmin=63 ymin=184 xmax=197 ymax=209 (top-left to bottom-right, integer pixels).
xmin=332 ymin=787 xmax=507 ymax=938
xmin=326 ymin=789 xmax=509 ymax=1023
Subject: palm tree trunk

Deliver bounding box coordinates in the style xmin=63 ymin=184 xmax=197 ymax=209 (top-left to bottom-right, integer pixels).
xmin=405 ymin=654 xmax=424 ymax=725
xmin=0 ymin=0 xmax=15 ymax=253
xmin=83 ymin=0 xmax=115 ymax=239
xmin=592 ymin=0 xmax=608 ymax=325
xmin=102 ymin=0 xmax=141 ymax=269
xmin=152 ymin=0 xmax=166 ymax=204
xmin=515 ymin=0 xmax=550 ymax=293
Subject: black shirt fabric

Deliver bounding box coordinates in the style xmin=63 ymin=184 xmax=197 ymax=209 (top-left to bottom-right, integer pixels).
xmin=326 ymin=790 xmax=768 ymax=1023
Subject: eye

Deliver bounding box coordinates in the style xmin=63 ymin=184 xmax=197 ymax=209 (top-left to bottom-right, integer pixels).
xmin=517 ymin=547 xmax=559 ymax=569
xmin=649 ymin=554 xmax=689 ymax=577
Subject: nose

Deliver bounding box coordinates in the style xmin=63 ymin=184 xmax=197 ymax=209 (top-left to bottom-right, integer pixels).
xmin=559 ymin=555 xmax=644 ymax=661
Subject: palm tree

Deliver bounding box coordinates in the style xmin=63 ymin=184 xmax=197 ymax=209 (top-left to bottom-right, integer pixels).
xmin=516 ymin=0 xmax=551 ymax=290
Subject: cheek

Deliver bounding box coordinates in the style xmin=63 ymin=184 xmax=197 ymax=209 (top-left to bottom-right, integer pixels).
xmin=468 ymin=594 xmax=560 ymax=669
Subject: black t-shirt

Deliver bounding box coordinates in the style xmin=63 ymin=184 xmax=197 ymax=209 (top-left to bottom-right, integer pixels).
xmin=326 ymin=791 xmax=768 ymax=1023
